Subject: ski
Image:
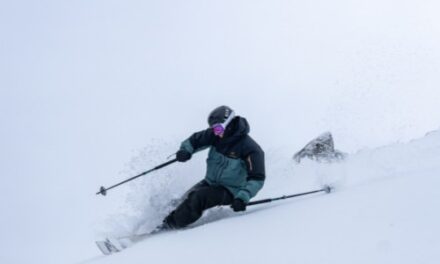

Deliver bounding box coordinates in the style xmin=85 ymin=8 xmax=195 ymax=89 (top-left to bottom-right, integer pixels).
xmin=95 ymin=228 xmax=164 ymax=255
xmin=96 ymin=238 xmax=124 ymax=255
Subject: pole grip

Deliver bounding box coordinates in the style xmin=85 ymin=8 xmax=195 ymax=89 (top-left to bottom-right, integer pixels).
xmin=154 ymin=159 xmax=178 ymax=170
xmin=248 ymin=198 xmax=273 ymax=206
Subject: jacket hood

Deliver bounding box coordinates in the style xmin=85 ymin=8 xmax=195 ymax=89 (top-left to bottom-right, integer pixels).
xmin=232 ymin=116 xmax=250 ymax=137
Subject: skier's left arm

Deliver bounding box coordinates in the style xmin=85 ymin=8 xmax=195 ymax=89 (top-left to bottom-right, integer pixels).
xmin=236 ymin=147 xmax=265 ymax=203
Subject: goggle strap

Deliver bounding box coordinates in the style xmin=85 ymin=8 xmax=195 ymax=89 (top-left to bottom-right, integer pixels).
xmin=222 ymin=110 xmax=235 ymax=128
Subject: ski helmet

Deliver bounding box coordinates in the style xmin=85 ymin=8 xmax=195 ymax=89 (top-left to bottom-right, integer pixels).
xmin=207 ymin=106 xmax=236 ymax=136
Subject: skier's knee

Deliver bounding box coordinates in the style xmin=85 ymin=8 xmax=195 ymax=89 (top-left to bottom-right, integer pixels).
xmin=188 ymin=188 xmax=210 ymax=207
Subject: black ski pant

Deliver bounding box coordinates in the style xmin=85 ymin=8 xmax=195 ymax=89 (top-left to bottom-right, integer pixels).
xmin=164 ymin=180 xmax=233 ymax=228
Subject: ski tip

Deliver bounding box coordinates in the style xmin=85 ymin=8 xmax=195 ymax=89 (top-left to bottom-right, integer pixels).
xmin=95 ymin=237 xmax=127 ymax=255
xmin=96 ymin=241 xmax=112 ymax=255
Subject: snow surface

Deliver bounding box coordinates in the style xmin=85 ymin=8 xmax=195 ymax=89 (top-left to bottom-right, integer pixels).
xmin=80 ymin=130 xmax=440 ymax=264
xmin=1 ymin=0 xmax=440 ymax=263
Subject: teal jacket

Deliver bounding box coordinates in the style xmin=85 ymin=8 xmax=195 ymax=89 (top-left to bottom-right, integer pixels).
xmin=180 ymin=117 xmax=265 ymax=203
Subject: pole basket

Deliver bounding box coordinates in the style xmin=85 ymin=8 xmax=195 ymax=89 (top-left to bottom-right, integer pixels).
xmin=98 ymin=186 xmax=107 ymax=196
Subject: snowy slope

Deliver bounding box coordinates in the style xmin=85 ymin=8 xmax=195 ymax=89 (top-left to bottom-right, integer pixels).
xmin=81 ymin=130 xmax=440 ymax=264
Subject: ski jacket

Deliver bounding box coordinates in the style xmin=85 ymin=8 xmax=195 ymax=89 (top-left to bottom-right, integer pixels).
xmin=179 ymin=116 xmax=265 ymax=203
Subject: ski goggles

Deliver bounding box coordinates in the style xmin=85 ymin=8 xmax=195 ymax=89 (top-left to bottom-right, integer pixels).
xmin=211 ymin=111 xmax=235 ymax=136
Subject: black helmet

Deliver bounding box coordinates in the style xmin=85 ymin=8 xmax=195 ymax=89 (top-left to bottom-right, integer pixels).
xmin=207 ymin=105 xmax=235 ymax=127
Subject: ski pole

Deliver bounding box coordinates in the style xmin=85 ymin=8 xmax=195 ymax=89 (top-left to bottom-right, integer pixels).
xmin=247 ymin=185 xmax=332 ymax=206
xmin=96 ymin=159 xmax=178 ymax=196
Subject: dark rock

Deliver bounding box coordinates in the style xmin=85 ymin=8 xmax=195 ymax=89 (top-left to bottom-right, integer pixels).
xmin=293 ymin=132 xmax=346 ymax=163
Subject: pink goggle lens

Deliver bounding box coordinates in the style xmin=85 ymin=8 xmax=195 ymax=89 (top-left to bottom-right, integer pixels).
xmin=212 ymin=124 xmax=225 ymax=136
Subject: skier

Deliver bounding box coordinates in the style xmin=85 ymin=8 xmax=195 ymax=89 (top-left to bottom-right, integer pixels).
xmin=161 ymin=105 xmax=265 ymax=229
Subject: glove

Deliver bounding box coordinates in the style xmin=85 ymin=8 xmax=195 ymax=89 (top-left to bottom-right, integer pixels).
xmin=176 ymin=150 xmax=192 ymax=162
xmin=231 ymin=198 xmax=247 ymax=212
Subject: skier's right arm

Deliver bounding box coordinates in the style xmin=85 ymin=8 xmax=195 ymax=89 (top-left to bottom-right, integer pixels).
xmin=180 ymin=128 xmax=215 ymax=154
